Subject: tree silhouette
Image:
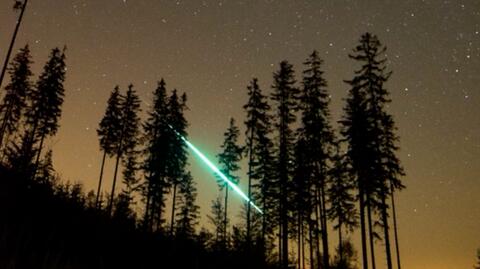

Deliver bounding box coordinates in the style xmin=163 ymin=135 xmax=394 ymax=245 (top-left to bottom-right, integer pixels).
xmin=143 ymin=79 xmax=170 ymax=231
xmin=175 ymin=171 xmax=199 ymax=239
xmin=0 ymin=45 xmax=33 ymax=152
xmin=270 ymin=60 xmax=299 ymax=268
xmin=208 ymin=197 xmax=227 ymax=250
xmin=292 ymin=137 xmax=311 ymax=269
xmin=167 ymin=90 xmax=189 ymax=235
xmin=0 ymin=0 xmax=29 ymax=89
xmin=327 ymin=144 xmax=357 ymax=264
xmin=297 ymin=50 xmax=335 ymax=269
xmin=107 ymin=84 xmax=140 ymax=216
xmin=26 ymin=47 xmax=66 ymax=177
xmin=243 ymin=77 xmax=273 ymax=247
xmin=340 ymin=37 xmax=372 ymax=269
xmin=342 ymin=32 xmax=405 ymax=269
xmin=217 ymin=118 xmax=243 ymax=248
xmin=96 ymin=86 xmax=122 ymax=207
xmin=119 ymin=149 xmax=140 ymax=215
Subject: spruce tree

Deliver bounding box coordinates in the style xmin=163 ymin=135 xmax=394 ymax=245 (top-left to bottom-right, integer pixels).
xmin=270 ymin=60 xmax=299 ymax=268
xmin=96 ymin=86 xmax=122 ymax=207
xmin=143 ymin=79 xmax=170 ymax=231
xmin=208 ymin=197 xmax=227 ymax=250
xmin=107 ymin=84 xmax=140 ymax=216
xmin=175 ymin=172 xmax=199 ymax=239
xmin=26 ymin=47 xmax=66 ymax=176
xmin=340 ymin=63 xmax=370 ymax=269
xmin=243 ymin=77 xmax=273 ymax=245
xmin=327 ymin=144 xmax=357 ymax=264
xmin=341 ymin=33 xmax=405 ymax=269
xmin=297 ymin=51 xmax=335 ymax=269
xmin=166 ymin=89 xmax=189 ymax=235
xmin=217 ymin=117 xmax=243 ymax=247
xmin=0 ymin=44 xmax=32 ymax=152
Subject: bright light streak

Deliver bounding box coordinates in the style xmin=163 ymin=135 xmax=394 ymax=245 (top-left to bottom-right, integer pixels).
xmin=170 ymin=126 xmax=263 ymax=214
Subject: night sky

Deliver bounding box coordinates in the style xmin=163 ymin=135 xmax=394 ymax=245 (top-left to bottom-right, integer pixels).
xmin=1 ymin=0 xmax=479 ymax=268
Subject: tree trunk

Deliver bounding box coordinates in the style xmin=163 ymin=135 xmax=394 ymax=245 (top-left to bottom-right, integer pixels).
xmin=0 ymin=0 xmax=29 ymax=89
xmin=95 ymin=151 xmax=107 ymax=208
xmin=281 ymin=174 xmax=288 ymax=268
xmin=381 ymin=194 xmax=393 ymax=269
xmin=278 ymin=211 xmax=282 ymax=267
xmin=224 ymin=184 xmax=229 ymax=248
xmin=314 ymin=189 xmax=321 ymax=269
xmin=0 ymin=103 xmax=14 ymax=151
xmin=107 ymin=150 xmax=122 ymax=216
xmin=390 ymin=188 xmax=401 ymax=269
xmin=367 ymin=201 xmax=376 ymax=269
xmin=301 ymin=219 xmax=305 ymax=269
xmin=359 ymin=190 xmax=369 ymax=269
xmin=319 ymin=183 xmax=329 ymax=269
xmin=32 ymin=131 xmax=46 ymax=179
xmin=170 ymin=182 xmax=178 ymax=236
xmin=308 ymin=219 xmax=314 ymax=269
xmin=143 ymin=182 xmax=152 ymax=231
xmin=246 ymin=123 xmax=255 ymax=246
xmin=297 ymin=213 xmax=301 ymax=269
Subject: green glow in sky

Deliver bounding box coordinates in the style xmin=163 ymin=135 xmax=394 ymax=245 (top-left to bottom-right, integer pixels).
xmin=172 ymin=127 xmax=263 ymax=215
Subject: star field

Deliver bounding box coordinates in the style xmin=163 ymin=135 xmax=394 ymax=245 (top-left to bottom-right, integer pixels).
xmin=1 ymin=1 xmax=479 ymax=268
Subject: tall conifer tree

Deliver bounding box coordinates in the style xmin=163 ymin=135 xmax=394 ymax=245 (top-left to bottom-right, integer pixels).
xmin=26 ymin=47 xmax=66 ymax=178
xmin=0 ymin=45 xmax=32 ymax=151
xmin=341 ymin=33 xmax=405 ymax=269
xmin=143 ymin=79 xmax=170 ymax=231
xmin=297 ymin=51 xmax=335 ymax=269
xmin=243 ymin=78 xmax=273 ymax=245
xmin=96 ymin=86 xmax=122 ymax=207
xmin=217 ymin=118 xmax=243 ymax=247
xmin=270 ymin=60 xmax=299 ymax=268
xmin=107 ymin=84 xmax=140 ymax=215
xmin=167 ymin=90 xmax=189 ymax=234
xmin=175 ymin=172 xmax=199 ymax=238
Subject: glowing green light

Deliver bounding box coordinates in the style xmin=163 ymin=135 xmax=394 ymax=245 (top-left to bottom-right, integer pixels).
xmin=171 ymin=127 xmax=263 ymax=214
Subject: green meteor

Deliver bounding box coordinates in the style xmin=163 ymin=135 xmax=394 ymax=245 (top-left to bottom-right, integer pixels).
xmin=170 ymin=126 xmax=263 ymax=215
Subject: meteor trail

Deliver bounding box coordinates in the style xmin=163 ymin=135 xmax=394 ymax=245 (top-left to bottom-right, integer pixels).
xmin=169 ymin=126 xmax=263 ymax=214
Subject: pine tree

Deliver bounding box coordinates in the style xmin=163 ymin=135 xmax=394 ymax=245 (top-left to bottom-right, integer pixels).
xmin=175 ymin=172 xmax=199 ymax=239
xmin=143 ymin=79 xmax=170 ymax=231
xmin=292 ymin=137 xmax=310 ymax=269
xmin=0 ymin=44 xmax=33 ymax=152
xmin=243 ymin=77 xmax=273 ymax=246
xmin=26 ymin=47 xmax=66 ymax=177
xmin=270 ymin=60 xmax=299 ymax=268
xmin=297 ymin=51 xmax=335 ymax=269
xmin=96 ymin=86 xmax=122 ymax=207
xmin=327 ymin=144 xmax=357 ymax=264
xmin=107 ymin=84 xmax=140 ymax=216
xmin=340 ymin=61 xmax=370 ymax=269
xmin=120 ymin=149 xmax=140 ymax=215
xmin=217 ymin=118 xmax=243 ymax=247
xmin=208 ymin=197 xmax=227 ymax=250
xmin=166 ymin=89 xmax=189 ymax=235
xmin=244 ymin=78 xmax=276 ymax=265
xmin=341 ymin=33 xmax=404 ymax=269
xmin=0 ymin=0 xmax=29 ymax=89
